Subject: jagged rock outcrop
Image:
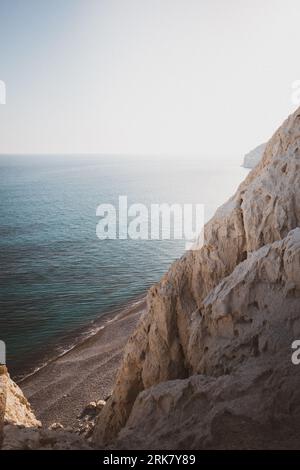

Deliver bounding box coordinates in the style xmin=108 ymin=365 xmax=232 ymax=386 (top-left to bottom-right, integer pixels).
xmin=2 ymin=424 xmax=92 ymax=450
xmin=115 ymin=229 xmax=300 ymax=449
xmin=0 ymin=366 xmax=40 ymax=431
xmin=4 ymin=372 xmax=41 ymax=428
xmin=93 ymin=107 xmax=300 ymax=447
xmin=0 ymin=366 xmax=7 ymax=446
xmin=0 ymin=366 xmax=41 ymax=449
xmin=116 ymin=360 xmax=300 ymax=449
xmin=0 ymin=368 xmax=91 ymax=450
xmin=243 ymin=143 xmax=266 ymax=168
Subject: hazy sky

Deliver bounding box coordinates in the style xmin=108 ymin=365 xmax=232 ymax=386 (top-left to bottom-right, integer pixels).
xmin=0 ymin=0 xmax=300 ymax=159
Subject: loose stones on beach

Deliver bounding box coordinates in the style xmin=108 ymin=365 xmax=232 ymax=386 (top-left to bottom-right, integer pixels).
xmin=75 ymin=399 xmax=106 ymax=439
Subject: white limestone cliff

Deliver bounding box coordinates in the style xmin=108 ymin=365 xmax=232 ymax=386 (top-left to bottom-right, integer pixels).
xmin=115 ymin=229 xmax=300 ymax=449
xmin=243 ymin=143 xmax=266 ymax=168
xmin=93 ymin=107 xmax=300 ymax=448
xmin=0 ymin=367 xmax=91 ymax=450
xmin=2 ymin=106 xmax=300 ymax=450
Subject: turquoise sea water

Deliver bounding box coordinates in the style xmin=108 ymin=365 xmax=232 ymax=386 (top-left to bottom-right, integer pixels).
xmin=0 ymin=155 xmax=248 ymax=377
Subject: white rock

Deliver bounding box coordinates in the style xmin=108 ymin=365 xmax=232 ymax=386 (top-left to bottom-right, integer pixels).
xmin=93 ymin=106 xmax=300 ymax=448
xmin=243 ymin=142 xmax=266 ymax=168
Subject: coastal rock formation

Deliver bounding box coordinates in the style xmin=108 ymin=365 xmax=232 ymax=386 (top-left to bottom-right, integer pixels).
xmin=115 ymin=230 xmax=300 ymax=449
xmin=4 ymin=371 xmax=41 ymax=428
xmin=0 ymin=366 xmax=7 ymax=446
xmin=0 ymin=365 xmax=40 ymax=432
xmin=2 ymin=106 xmax=300 ymax=450
xmin=0 ymin=368 xmax=91 ymax=450
xmin=93 ymin=106 xmax=300 ymax=448
xmin=0 ymin=366 xmax=44 ymax=450
xmin=2 ymin=424 xmax=92 ymax=450
xmin=243 ymin=142 xmax=266 ymax=168
xmin=116 ymin=361 xmax=300 ymax=449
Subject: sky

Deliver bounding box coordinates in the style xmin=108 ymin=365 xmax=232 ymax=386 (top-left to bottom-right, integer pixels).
xmin=0 ymin=0 xmax=300 ymax=160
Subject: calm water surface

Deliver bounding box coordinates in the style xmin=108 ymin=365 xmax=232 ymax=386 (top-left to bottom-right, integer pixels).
xmin=0 ymin=155 xmax=248 ymax=376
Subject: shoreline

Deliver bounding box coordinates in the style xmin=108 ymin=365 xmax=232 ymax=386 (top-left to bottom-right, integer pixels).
xmin=19 ymin=295 xmax=147 ymax=427
xmin=13 ymin=294 xmax=146 ymax=383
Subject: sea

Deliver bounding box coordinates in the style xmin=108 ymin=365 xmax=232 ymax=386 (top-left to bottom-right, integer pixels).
xmin=0 ymin=154 xmax=249 ymax=378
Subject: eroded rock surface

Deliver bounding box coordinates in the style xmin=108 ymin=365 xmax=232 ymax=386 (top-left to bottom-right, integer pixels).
xmin=243 ymin=143 xmax=266 ymax=168
xmin=94 ymin=107 xmax=300 ymax=448
xmin=2 ymin=107 xmax=300 ymax=450
xmin=0 ymin=366 xmax=7 ymax=446
xmin=2 ymin=424 xmax=92 ymax=450
xmin=0 ymin=369 xmax=91 ymax=450
xmin=115 ymin=230 xmax=300 ymax=449
xmin=4 ymin=372 xmax=41 ymax=428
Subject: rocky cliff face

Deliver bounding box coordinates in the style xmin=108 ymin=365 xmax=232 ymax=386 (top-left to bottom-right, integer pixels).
xmin=93 ymin=107 xmax=300 ymax=448
xmin=0 ymin=367 xmax=91 ymax=450
xmin=0 ymin=366 xmax=7 ymax=446
xmin=115 ymin=229 xmax=300 ymax=449
xmin=4 ymin=371 xmax=41 ymax=428
xmin=2 ymin=107 xmax=300 ymax=450
xmin=0 ymin=365 xmax=40 ymax=448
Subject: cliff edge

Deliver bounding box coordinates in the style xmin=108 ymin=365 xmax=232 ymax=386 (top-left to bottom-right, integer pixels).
xmin=0 ymin=367 xmax=91 ymax=450
xmin=243 ymin=143 xmax=266 ymax=168
xmin=93 ymin=107 xmax=300 ymax=449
